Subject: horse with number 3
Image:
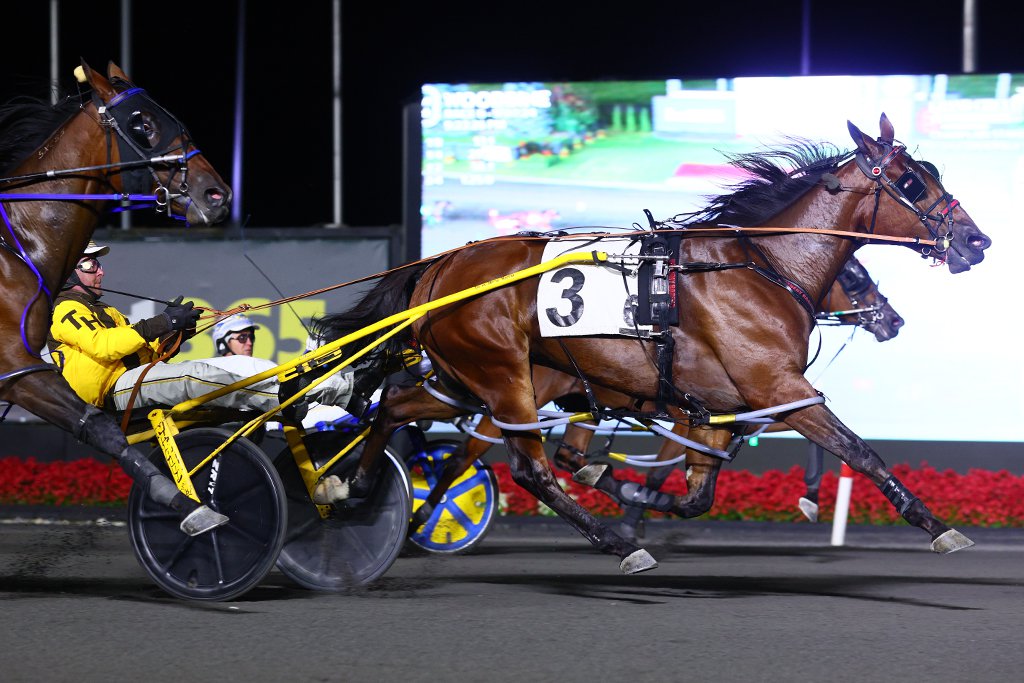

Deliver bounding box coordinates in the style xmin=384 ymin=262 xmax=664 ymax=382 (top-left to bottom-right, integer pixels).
xmin=319 ymin=114 xmax=990 ymax=574
xmin=402 ymin=252 xmax=905 ymax=544
xmin=0 ymin=61 xmax=232 ymax=534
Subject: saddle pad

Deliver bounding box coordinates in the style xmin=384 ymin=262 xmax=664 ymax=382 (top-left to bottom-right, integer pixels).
xmin=537 ymin=238 xmax=653 ymax=338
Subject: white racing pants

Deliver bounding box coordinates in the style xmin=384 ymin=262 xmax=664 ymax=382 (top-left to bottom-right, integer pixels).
xmin=108 ymin=356 xmax=353 ymax=413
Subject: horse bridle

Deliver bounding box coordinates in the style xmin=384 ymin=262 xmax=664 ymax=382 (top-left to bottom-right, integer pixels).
xmin=853 ymin=140 xmax=959 ymax=258
xmin=816 ymin=260 xmax=887 ymax=329
xmin=91 ymin=85 xmax=201 ymax=218
xmin=0 ymin=85 xmax=201 ymax=360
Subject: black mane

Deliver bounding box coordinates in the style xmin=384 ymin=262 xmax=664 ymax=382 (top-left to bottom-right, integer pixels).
xmin=681 ymin=139 xmax=854 ymax=227
xmin=0 ymin=95 xmax=81 ymax=175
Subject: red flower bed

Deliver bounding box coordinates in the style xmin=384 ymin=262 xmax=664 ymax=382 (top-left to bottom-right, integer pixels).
xmin=0 ymin=457 xmax=132 ymax=506
xmin=3 ymin=456 xmax=1023 ymax=527
xmin=490 ymin=462 xmax=1024 ymax=527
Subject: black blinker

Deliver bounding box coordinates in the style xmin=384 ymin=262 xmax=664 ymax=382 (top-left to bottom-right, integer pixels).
xmin=895 ymin=170 xmax=927 ymax=203
xmin=918 ymin=160 xmax=940 ymax=181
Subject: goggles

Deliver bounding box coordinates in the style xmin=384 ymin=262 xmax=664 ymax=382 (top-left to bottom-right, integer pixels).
xmin=76 ymin=258 xmax=102 ymax=274
xmin=228 ymin=332 xmax=256 ymax=344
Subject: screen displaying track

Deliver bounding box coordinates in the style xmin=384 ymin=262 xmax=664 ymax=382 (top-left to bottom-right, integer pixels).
xmin=420 ymin=75 xmax=1023 ymax=442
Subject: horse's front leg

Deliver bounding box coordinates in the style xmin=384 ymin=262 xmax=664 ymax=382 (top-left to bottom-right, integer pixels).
xmin=3 ymin=370 xmax=224 ymax=535
xmin=783 ymin=401 xmax=972 ymax=553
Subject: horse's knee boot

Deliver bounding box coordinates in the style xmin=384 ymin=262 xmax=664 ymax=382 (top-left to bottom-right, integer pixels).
xmin=74 ymin=405 xmax=125 ymax=454
xmin=616 ymin=481 xmax=674 ymax=512
xmin=879 ymin=475 xmax=920 ymax=518
xmin=117 ymin=446 xmax=193 ymax=513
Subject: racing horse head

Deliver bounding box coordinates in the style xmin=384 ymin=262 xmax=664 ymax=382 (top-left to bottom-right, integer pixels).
xmin=0 ymin=59 xmax=232 ymax=335
xmin=821 ymin=255 xmax=904 ymax=341
xmin=847 ymin=113 xmax=990 ymax=274
xmin=75 ymin=60 xmax=231 ymax=226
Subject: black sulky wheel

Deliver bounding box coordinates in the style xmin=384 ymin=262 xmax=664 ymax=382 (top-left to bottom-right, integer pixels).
xmin=273 ymin=436 xmax=412 ymax=591
xmin=127 ymin=428 xmax=287 ymax=601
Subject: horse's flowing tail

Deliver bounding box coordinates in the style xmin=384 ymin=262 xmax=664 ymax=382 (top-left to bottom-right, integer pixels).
xmin=311 ymin=261 xmax=433 ymax=379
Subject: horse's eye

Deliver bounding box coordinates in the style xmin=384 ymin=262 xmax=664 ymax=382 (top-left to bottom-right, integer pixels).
xmin=127 ymin=111 xmax=157 ymax=148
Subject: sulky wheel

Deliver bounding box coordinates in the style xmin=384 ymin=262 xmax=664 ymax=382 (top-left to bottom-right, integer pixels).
xmin=407 ymin=439 xmax=499 ymax=554
xmin=273 ymin=439 xmax=412 ymax=591
xmin=127 ymin=428 xmax=287 ymax=601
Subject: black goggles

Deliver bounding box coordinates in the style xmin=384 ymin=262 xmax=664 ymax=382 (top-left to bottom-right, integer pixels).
xmin=76 ymin=258 xmax=102 ymax=274
xmin=228 ymin=331 xmax=256 ymax=344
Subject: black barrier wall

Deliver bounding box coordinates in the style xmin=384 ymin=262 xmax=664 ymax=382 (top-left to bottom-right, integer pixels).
xmin=62 ymin=233 xmax=392 ymax=365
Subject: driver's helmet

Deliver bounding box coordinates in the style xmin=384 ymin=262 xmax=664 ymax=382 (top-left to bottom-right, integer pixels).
xmin=212 ymin=314 xmax=260 ymax=355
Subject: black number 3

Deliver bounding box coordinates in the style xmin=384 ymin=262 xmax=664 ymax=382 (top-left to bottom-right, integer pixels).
xmin=545 ymin=267 xmax=585 ymax=327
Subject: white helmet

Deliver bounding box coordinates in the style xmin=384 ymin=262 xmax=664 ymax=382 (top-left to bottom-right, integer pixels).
xmin=212 ymin=314 xmax=260 ymax=355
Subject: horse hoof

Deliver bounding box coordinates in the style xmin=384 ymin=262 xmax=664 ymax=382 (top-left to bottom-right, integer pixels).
xmin=573 ymin=464 xmax=607 ymax=487
xmin=619 ymin=549 xmax=658 ymax=575
xmin=179 ymin=505 xmax=229 ymax=536
xmin=931 ymin=528 xmax=975 ymax=554
xmin=798 ymin=497 xmax=819 ymax=523
xmin=312 ymin=475 xmax=349 ymax=504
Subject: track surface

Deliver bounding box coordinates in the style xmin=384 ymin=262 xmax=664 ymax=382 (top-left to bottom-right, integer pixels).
xmin=2 ymin=516 xmax=1023 ymax=682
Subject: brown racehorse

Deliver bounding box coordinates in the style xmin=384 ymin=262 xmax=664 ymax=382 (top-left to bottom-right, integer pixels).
xmin=0 ymin=61 xmax=232 ymax=533
xmin=421 ymin=252 xmax=906 ymax=542
xmin=319 ymin=114 xmax=990 ymax=574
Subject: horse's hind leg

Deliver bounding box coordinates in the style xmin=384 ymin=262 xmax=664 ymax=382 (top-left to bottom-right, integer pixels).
xmin=335 ymin=383 xmax=468 ymax=503
xmin=784 ymin=402 xmax=971 ymax=553
xmin=799 ymin=442 xmax=825 ymax=522
xmin=408 ymin=414 xmax=497 ymax=532
xmin=2 ymin=370 xmax=225 ymax=535
xmin=478 ymin=382 xmax=656 ymax=574
xmin=606 ymin=426 xmax=727 ymax=540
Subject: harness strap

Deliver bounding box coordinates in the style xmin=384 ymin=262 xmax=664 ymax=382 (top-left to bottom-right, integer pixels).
xmin=737 ymin=237 xmax=817 ymax=319
xmin=557 ymin=338 xmax=600 ymax=416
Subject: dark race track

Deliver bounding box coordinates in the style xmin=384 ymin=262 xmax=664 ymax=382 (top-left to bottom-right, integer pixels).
xmin=2 ymin=516 xmax=1023 ymax=682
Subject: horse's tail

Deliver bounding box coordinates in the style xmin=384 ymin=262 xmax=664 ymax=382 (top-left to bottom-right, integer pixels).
xmin=311 ymin=261 xmax=433 ymax=376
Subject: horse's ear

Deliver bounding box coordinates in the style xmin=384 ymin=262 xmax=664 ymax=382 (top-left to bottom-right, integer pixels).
xmin=847 ymin=120 xmax=874 ymax=155
xmin=106 ymin=61 xmax=133 ymax=87
xmin=878 ymin=112 xmax=895 ymax=144
xmin=77 ymin=58 xmax=117 ymax=102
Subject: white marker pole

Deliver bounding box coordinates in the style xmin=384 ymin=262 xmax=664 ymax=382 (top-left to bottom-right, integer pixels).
xmin=830 ymin=463 xmax=855 ymax=546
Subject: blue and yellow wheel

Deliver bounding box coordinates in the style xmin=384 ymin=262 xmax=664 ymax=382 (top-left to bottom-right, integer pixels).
xmin=408 ymin=440 xmax=499 ymax=554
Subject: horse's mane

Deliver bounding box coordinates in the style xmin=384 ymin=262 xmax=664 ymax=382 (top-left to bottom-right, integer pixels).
xmin=680 ymin=139 xmax=855 ymax=227
xmin=0 ymin=94 xmax=81 ymax=174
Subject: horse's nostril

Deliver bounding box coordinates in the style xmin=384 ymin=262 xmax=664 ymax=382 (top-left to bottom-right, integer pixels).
xmin=205 ymin=188 xmax=226 ymax=207
xmin=968 ymin=233 xmax=992 ymax=250
xmin=891 ymin=317 xmax=904 ymax=329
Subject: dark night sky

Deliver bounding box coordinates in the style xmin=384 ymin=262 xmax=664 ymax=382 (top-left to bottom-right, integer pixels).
xmin=3 ymin=1 xmax=1021 ymax=229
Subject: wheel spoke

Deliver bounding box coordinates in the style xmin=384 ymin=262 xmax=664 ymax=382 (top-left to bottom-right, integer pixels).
xmin=158 ymin=534 xmax=197 ymax=573
xmin=213 ymin=480 xmax=269 ymax=510
xmin=209 ymin=529 xmax=227 ymax=585
xmin=283 ymin=514 xmax=320 ymax=543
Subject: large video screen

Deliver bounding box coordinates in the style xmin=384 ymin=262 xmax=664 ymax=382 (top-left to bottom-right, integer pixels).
xmin=420 ymin=75 xmax=1022 ymax=442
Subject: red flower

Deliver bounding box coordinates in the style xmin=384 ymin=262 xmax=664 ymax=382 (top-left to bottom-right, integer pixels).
xmin=486 ymin=462 xmax=1024 ymax=526
xmin=3 ymin=456 xmax=1023 ymax=528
